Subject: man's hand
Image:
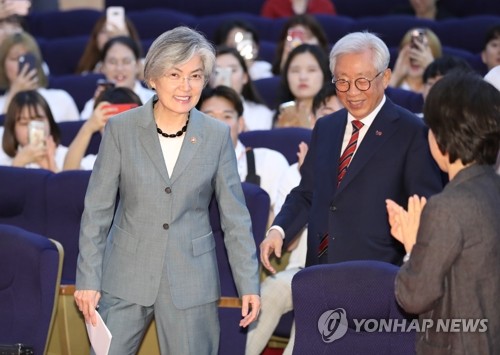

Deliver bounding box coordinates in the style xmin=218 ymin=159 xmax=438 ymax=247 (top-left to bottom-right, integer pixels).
xmin=259 ymin=230 xmax=283 ymax=274
xmin=74 ymin=289 xmax=101 ymax=326
xmin=239 ymin=294 xmax=260 ymax=328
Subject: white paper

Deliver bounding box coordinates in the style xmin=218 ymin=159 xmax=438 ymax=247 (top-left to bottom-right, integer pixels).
xmin=86 ymin=311 xmax=112 ymax=355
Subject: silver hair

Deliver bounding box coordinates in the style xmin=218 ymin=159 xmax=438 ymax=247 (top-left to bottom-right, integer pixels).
xmin=329 ymin=31 xmax=390 ymax=75
xmin=143 ymin=26 xmax=215 ymax=88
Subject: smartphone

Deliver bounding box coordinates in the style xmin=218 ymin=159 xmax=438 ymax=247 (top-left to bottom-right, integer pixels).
xmin=103 ymin=103 xmax=139 ymax=114
xmin=28 ymin=120 xmax=47 ymax=149
xmin=410 ymin=29 xmax=426 ymax=49
xmin=212 ymin=67 xmax=232 ymax=88
xmin=18 ymin=52 xmax=37 ymax=74
xmin=235 ymin=31 xmax=255 ymax=60
xmin=286 ymin=28 xmax=305 ymax=49
xmin=96 ymin=78 xmax=116 ymax=90
xmin=106 ymin=6 xmax=126 ymax=32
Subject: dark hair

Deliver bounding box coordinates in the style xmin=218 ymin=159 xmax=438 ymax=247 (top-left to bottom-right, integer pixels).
xmin=216 ymin=46 xmax=265 ymax=105
xmin=94 ymin=86 xmax=143 ymax=108
xmin=75 ymin=15 xmax=142 ymax=74
xmin=2 ymin=90 xmax=60 ymax=157
xmin=423 ymin=55 xmax=474 ymax=83
xmin=100 ymin=35 xmax=142 ymax=63
xmin=213 ymin=19 xmax=260 ymax=46
xmin=483 ymin=24 xmax=500 ymax=49
xmin=424 ymin=72 xmax=500 ymax=165
xmin=278 ymin=44 xmax=331 ymax=106
xmin=197 ymin=85 xmax=244 ymax=117
xmin=312 ymin=82 xmax=337 ymax=116
xmin=272 ymin=14 xmax=329 ymax=75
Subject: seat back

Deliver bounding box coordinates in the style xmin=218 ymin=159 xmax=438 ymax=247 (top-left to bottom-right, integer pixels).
xmin=46 ymin=170 xmax=91 ymax=284
xmin=239 ymin=127 xmax=312 ymax=165
xmin=211 ymin=182 xmax=270 ymax=355
xmin=0 ymin=224 xmax=63 ymax=355
xmin=58 ymin=120 xmax=102 ymax=155
xmin=48 ymin=73 xmax=105 ymax=112
xmin=292 ymin=261 xmax=416 ymax=355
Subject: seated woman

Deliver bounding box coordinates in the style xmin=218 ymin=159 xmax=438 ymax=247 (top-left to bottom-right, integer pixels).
xmin=261 ymin=0 xmax=336 ymax=19
xmin=79 ymin=36 xmax=154 ymax=119
xmin=390 ymin=27 xmax=442 ymax=94
xmin=0 ymin=90 xmax=66 ymax=171
xmin=75 ymin=14 xmax=142 ymax=75
xmin=64 ymin=86 xmax=142 ymax=170
xmin=386 ymin=72 xmax=500 ymax=354
xmin=0 ymin=31 xmax=80 ymax=122
xmin=274 ymin=44 xmax=330 ymax=128
xmin=213 ymin=19 xmax=272 ymax=80
xmin=211 ymin=46 xmax=274 ymax=131
xmin=271 ymin=14 xmax=329 ymax=76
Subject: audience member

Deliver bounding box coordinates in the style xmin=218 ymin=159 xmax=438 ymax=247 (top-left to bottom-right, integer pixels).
xmin=0 ymin=15 xmax=26 ymax=45
xmin=0 ymin=32 xmax=79 ymax=121
xmin=197 ymin=85 xmax=289 ymax=208
xmin=0 ymin=90 xmax=66 ymax=171
xmin=63 ymin=87 xmax=142 ymax=170
xmin=422 ymin=55 xmax=474 ymax=101
xmin=212 ymin=46 xmax=274 ymax=131
xmin=481 ymin=24 xmax=500 ymax=72
xmin=75 ymin=14 xmax=142 ymax=75
xmin=392 ymin=0 xmax=455 ymax=20
xmin=245 ymin=82 xmax=342 ymax=355
xmin=271 ymin=14 xmax=329 ymax=75
xmin=390 ymin=27 xmax=442 ymax=94
xmin=80 ymin=36 xmax=154 ymax=119
xmin=274 ymin=44 xmax=330 ymax=128
xmin=387 ymin=72 xmax=500 ymax=355
xmin=260 ymin=31 xmax=443 ymax=275
xmin=261 ymin=0 xmax=336 ymax=18
xmin=213 ymin=19 xmax=272 ymax=80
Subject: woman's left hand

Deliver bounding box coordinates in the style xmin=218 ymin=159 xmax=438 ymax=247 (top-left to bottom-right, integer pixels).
xmin=239 ymin=294 xmax=260 ymax=328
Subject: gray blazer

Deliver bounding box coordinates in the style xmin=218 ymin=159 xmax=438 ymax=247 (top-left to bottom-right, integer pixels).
xmin=76 ymin=97 xmax=259 ymax=309
xmin=396 ymin=164 xmax=500 ymax=354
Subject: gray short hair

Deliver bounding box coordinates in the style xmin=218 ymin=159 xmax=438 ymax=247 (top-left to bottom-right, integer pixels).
xmin=329 ymin=32 xmax=390 ymax=75
xmin=144 ymin=26 xmax=215 ymax=88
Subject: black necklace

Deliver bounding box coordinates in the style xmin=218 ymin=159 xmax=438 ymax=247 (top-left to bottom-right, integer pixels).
xmin=156 ymin=116 xmax=189 ymax=138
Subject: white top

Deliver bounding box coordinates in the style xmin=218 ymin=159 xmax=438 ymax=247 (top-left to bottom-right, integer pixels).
xmin=0 ymin=87 xmax=80 ymax=123
xmin=80 ymin=81 xmax=155 ymax=119
xmin=235 ymin=140 xmax=290 ymax=207
xmin=249 ymin=60 xmax=273 ymax=81
xmin=274 ymin=162 xmax=307 ymax=270
xmin=484 ymin=65 xmax=500 ymax=92
xmin=0 ymin=143 xmax=68 ymax=171
xmin=158 ymin=133 xmax=185 ymax=177
xmin=242 ymin=99 xmax=274 ymax=131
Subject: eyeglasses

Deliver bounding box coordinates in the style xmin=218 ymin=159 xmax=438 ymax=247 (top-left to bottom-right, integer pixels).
xmin=104 ymin=57 xmax=136 ymax=68
xmin=164 ymin=72 xmax=205 ymax=86
xmin=332 ymin=70 xmax=384 ymax=92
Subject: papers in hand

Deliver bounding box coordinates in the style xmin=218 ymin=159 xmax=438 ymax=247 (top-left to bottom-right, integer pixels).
xmin=85 ymin=311 xmax=112 ymax=355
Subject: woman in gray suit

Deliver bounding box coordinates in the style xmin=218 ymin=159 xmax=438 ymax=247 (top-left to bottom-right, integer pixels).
xmin=386 ymin=72 xmax=500 ymax=354
xmin=74 ymin=26 xmax=261 ymax=355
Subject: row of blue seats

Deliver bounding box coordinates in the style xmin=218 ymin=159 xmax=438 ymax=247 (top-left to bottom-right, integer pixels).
xmin=27 ymin=9 xmax=499 ymax=54
xmin=104 ymin=0 xmax=500 ymax=18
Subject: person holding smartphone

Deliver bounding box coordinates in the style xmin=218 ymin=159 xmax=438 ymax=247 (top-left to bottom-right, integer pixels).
xmin=261 ymin=0 xmax=336 ymax=19
xmin=0 ymin=31 xmax=80 ymax=122
xmin=389 ymin=27 xmax=442 ymax=94
xmin=0 ymin=90 xmax=66 ymax=172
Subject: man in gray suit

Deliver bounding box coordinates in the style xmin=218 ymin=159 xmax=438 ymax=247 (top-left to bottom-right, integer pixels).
xmin=387 ymin=72 xmax=500 ymax=354
xmin=74 ymin=27 xmax=261 ymax=355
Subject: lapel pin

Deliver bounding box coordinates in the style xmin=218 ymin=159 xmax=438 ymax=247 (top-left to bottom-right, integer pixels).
xmin=375 ymin=130 xmax=383 ymax=136
xmin=190 ymin=137 xmax=197 ymax=144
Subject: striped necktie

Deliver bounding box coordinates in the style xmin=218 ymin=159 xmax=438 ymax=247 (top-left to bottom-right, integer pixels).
xmin=337 ymin=120 xmax=364 ymax=186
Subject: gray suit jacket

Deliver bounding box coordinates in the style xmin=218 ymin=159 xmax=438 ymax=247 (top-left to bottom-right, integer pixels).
xmin=76 ymin=96 xmax=259 ymax=309
xmin=396 ymin=165 xmax=500 ymax=354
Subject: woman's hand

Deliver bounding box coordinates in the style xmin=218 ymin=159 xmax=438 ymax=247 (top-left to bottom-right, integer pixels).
xmin=389 ymin=45 xmax=411 ymax=87
xmin=408 ymin=39 xmax=435 ymax=69
xmin=12 ymin=141 xmax=46 ymax=167
xmin=86 ymin=101 xmax=116 ymax=134
xmin=297 ymin=141 xmax=309 ymax=168
xmin=386 ymin=195 xmax=427 ymax=254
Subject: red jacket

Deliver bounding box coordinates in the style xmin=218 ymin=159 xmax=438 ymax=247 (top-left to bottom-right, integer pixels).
xmin=261 ymin=0 xmax=336 ymax=18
